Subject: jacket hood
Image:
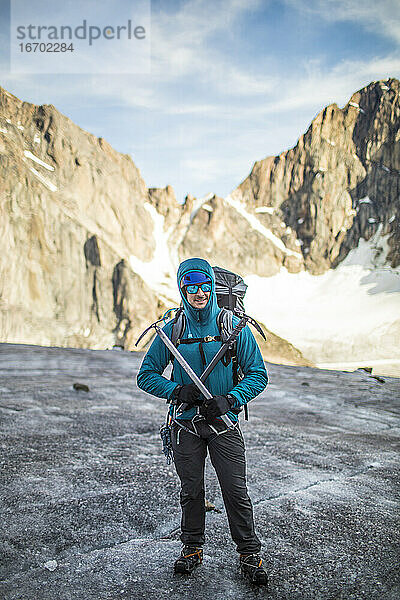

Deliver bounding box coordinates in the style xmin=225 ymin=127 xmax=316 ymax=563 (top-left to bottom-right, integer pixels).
xmin=177 ymin=258 xmax=219 ymax=324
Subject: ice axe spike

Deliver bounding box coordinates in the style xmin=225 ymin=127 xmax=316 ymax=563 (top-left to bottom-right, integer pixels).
xmin=135 ymin=316 xmax=166 ymax=347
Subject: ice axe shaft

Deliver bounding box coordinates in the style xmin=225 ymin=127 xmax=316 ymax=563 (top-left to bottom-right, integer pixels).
xmin=200 ymin=316 xmax=248 ymax=383
xmin=154 ymin=324 xmax=234 ymax=429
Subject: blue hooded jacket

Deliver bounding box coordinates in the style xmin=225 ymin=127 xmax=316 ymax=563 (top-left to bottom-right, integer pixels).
xmin=136 ymin=257 xmax=268 ymax=422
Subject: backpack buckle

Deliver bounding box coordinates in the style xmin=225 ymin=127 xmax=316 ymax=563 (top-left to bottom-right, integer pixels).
xmin=204 ymin=336 xmax=216 ymax=343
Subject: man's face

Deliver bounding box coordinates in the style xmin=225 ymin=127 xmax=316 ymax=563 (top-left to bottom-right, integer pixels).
xmin=185 ymin=285 xmax=211 ymax=309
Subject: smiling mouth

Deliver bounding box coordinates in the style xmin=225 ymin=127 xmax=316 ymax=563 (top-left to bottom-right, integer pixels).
xmin=193 ymin=297 xmax=207 ymax=304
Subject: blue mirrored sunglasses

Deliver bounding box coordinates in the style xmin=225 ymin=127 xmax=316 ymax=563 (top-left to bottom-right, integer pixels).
xmin=185 ymin=282 xmax=212 ymax=294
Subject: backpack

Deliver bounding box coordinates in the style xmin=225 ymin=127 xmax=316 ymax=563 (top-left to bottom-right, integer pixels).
xmin=213 ymin=266 xmax=247 ymax=312
xmin=170 ymin=266 xmax=260 ymax=420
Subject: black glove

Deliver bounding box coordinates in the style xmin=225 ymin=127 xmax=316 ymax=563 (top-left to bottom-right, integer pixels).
xmin=175 ymin=384 xmax=203 ymax=407
xmin=203 ymin=395 xmax=234 ymax=421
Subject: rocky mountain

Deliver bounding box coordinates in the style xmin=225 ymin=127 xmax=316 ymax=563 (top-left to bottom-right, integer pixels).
xmin=184 ymin=79 xmax=399 ymax=277
xmin=0 ymin=79 xmax=399 ymax=371
xmin=0 ymin=86 xmax=163 ymax=351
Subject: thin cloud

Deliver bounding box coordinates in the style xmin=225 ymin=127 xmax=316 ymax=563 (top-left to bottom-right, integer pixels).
xmin=286 ymin=0 xmax=400 ymax=44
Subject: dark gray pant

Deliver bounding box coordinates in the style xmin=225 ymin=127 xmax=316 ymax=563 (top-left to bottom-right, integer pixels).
xmin=171 ymin=420 xmax=261 ymax=554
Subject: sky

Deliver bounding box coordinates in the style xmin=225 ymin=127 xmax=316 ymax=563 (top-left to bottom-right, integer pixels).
xmin=0 ymin=0 xmax=400 ymax=201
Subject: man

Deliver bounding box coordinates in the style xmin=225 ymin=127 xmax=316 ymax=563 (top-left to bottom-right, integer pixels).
xmin=137 ymin=258 xmax=268 ymax=585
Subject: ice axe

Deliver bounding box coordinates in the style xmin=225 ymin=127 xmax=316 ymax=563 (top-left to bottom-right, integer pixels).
xmin=135 ymin=312 xmax=264 ymax=427
xmin=151 ymin=323 xmax=235 ymax=429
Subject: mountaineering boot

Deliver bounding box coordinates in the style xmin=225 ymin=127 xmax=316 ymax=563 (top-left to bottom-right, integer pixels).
xmin=174 ymin=545 xmax=203 ymax=574
xmin=240 ymin=553 xmax=268 ymax=585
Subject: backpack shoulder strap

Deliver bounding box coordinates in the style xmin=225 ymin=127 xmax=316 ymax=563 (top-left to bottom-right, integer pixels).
xmin=168 ymin=308 xmax=186 ymax=372
xmin=216 ymin=307 xmax=233 ymax=342
xmin=216 ymin=308 xmax=249 ymax=421
xmin=171 ymin=307 xmax=186 ymax=347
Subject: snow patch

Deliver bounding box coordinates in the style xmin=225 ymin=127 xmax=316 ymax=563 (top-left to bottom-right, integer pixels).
xmin=24 ymin=150 xmax=54 ymax=171
xmin=255 ymin=206 xmax=275 ymax=214
xmin=359 ymin=197 xmax=372 ymax=204
xmin=316 ymin=358 xmax=400 ymax=370
xmin=349 ymin=102 xmax=365 ymax=114
xmin=33 ymin=134 xmax=41 ymax=145
xmin=224 ymin=194 xmax=302 ymax=259
xmin=298 ymin=218 xmax=304 ymax=224
xmin=202 ymin=203 xmax=213 ymax=212
xmin=245 ymin=225 xmax=400 ymax=367
xmin=0 ymin=127 xmax=7 ymax=134
xmin=129 ymin=203 xmax=179 ymax=302
xmin=190 ymin=193 xmax=214 ymax=221
xmin=389 ymin=215 xmax=395 ymax=223
xmin=29 ymin=167 xmax=57 ymax=192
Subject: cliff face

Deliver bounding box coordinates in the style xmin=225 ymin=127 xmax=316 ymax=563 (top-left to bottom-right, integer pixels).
xmin=228 ymin=79 xmax=400 ymax=275
xmin=0 ymin=79 xmax=398 ymax=369
xmin=180 ymin=80 xmax=399 ymax=277
xmin=180 ymin=193 xmax=304 ymax=277
xmin=0 ymin=87 xmax=162 ymax=350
